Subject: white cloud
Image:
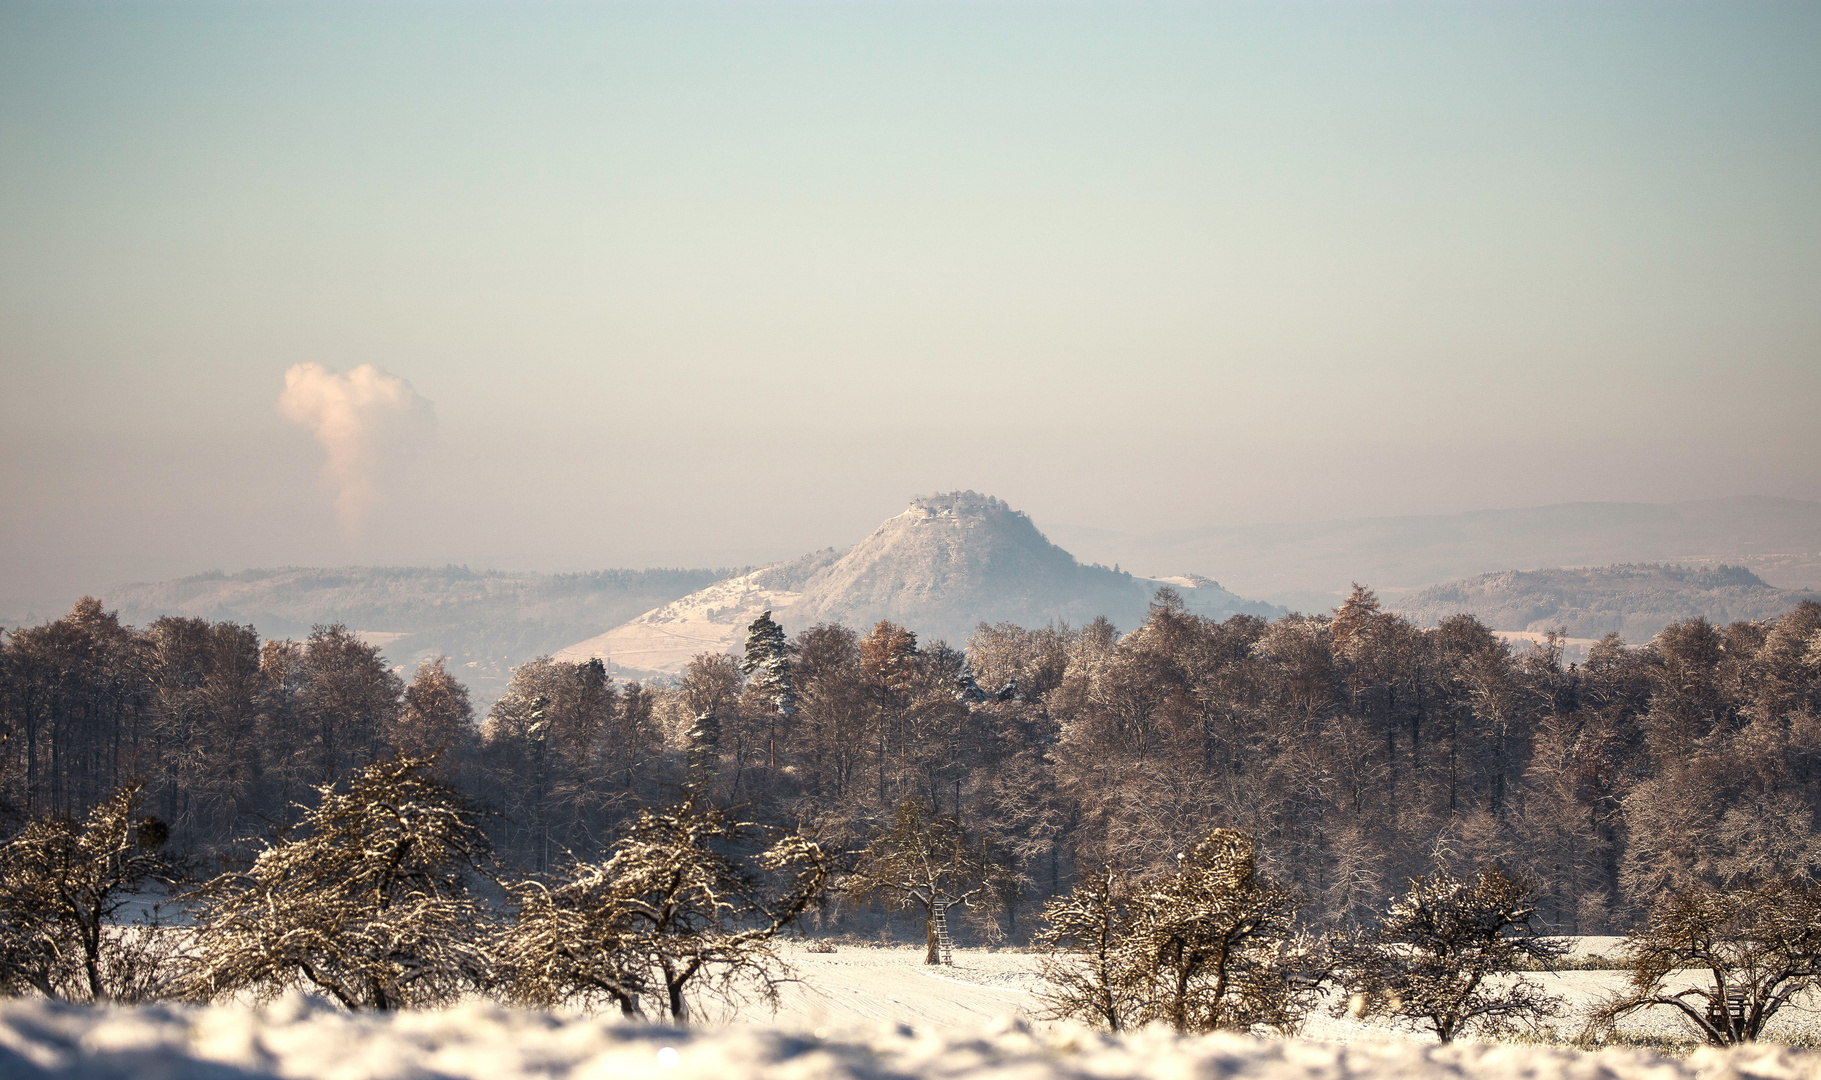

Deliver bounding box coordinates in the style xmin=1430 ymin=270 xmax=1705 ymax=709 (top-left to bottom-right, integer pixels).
xmin=278 ymin=363 xmax=434 ymax=538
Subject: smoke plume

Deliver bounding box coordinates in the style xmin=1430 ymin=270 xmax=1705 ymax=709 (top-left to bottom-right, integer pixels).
xmin=278 ymin=363 xmax=435 ymax=538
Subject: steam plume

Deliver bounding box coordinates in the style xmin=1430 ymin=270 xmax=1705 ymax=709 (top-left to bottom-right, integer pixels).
xmin=278 ymin=363 xmax=434 ymax=538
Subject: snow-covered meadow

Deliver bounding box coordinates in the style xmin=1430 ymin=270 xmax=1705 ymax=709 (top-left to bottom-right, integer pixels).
xmin=13 ymin=943 xmax=1821 ymax=1080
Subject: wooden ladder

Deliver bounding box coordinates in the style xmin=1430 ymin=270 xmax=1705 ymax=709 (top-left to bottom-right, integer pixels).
xmin=933 ymin=901 xmax=955 ymax=966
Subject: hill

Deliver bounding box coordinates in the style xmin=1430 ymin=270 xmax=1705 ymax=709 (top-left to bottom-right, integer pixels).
xmin=98 ymin=565 xmax=734 ymax=706
xmin=1390 ymin=563 xmax=1821 ymax=642
xmin=556 ymin=492 xmax=1281 ymax=675
xmin=1050 ymin=496 xmax=1821 ymax=612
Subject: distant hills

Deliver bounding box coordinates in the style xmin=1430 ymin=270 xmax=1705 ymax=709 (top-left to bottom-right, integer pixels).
xmin=1389 ymin=563 xmax=1820 ymax=644
xmin=98 ymin=566 xmax=733 ymax=705
xmin=555 ymin=492 xmax=1282 ymax=676
xmin=55 ymin=493 xmax=1821 ymax=701
xmin=1048 ymin=496 xmax=1821 ymax=612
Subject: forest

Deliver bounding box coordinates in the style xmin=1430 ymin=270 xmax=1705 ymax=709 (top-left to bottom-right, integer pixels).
xmin=3 ymin=587 xmax=1819 ymax=942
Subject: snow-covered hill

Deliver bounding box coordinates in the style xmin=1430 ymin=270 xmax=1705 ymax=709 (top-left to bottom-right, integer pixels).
xmin=557 ymin=493 xmax=1281 ymax=676
xmin=1390 ymin=563 xmax=1819 ymax=643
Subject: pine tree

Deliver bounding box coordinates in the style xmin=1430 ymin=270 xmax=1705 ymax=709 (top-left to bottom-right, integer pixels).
xmin=742 ymin=610 xmax=797 ymax=769
xmin=742 ymin=610 xmax=797 ymax=718
xmin=686 ymin=708 xmax=721 ymax=791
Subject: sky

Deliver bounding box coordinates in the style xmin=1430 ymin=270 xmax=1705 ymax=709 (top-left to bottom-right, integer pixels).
xmin=2 ymin=1 xmax=1818 ymax=615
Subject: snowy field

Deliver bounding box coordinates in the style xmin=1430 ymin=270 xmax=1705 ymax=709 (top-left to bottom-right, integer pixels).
xmin=10 ymin=943 xmax=1821 ymax=1079
xmin=724 ymin=942 xmax=1821 ymax=1047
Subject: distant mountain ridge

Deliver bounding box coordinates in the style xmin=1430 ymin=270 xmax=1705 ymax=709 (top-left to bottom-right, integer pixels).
xmin=1389 ymin=562 xmax=1820 ymax=643
xmin=555 ymin=492 xmax=1282 ymax=675
xmin=98 ymin=565 xmax=734 ymax=706
xmin=1049 ymin=495 xmax=1821 ymax=612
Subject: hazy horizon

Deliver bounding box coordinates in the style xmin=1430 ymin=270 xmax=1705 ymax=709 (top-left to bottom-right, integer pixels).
xmin=5 ymin=2 xmax=1818 ymax=616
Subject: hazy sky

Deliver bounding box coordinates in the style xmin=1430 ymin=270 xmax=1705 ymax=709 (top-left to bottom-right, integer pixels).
xmin=3 ymin=1 xmax=1818 ymax=614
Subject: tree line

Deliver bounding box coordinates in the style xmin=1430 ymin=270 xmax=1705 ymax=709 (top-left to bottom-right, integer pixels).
xmin=4 ymin=589 xmax=1820 ymax=938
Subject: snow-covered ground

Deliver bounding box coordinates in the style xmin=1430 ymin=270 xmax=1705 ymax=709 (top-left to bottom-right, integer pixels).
xmin=10 ymin=944 xmax=1821 ymax=1079
xmin=732 ymin=943 xmax=1821 ymax=1047
xmin=8 ymin=990 xmax=1821 ymax=1080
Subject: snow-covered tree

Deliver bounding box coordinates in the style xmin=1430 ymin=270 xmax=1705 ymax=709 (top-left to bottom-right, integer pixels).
xmin=1037 ymin=830 xmax=1316 ymax=1035
xmin=1129 ymin=829 xmax=1315 ymax=1034
xmin=187 ymin=756 xmax=493 ymax=1010
xmin=0 ymin=783 xmax=172 ymax=1002
xmin=1337 ymin=864 xmax=1565 ymax=1043
xmin=1034 ymin=865 xmax=1138 ymax=1030
xmin=1593 ymin=877 xmax=1821 ymax=1046
xmin=497 ymin=796 xmax=828 ymax=1022
xmin=742 ymin=610 xmax=797 ymax=719
xmin=394 ymin=657 xmax=474 ymax=765
xmin=847 ymin=796 xmax=990 ymax=964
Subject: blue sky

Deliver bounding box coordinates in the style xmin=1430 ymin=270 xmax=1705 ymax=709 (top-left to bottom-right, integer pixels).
xmin=2 ymin=1 xmax=1817 ymax=609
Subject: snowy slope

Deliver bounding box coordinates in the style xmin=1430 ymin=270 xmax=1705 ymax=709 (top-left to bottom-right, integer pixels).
xmin=555 ymin=494 xmax=1281 ymax=676
xmin=550 ymin=550 xmax=844 ymax=678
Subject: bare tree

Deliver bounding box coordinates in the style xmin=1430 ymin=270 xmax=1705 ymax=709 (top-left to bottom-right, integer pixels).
xmin=498 ymin=797 xmax=828 ymax=1022
xmin=1592 ymin=878 xmax=1821 ymax=1046
xmin=1132 ymin=829 xmax=1314 ymax=1034
xmin=0 ymin=783 xmax=172 ymax=1002
xmin=395 ymin=657 xmax=474 ymax=764
xmin=1036 ymin=829 xmax=1314 ymax=1035
xmin=1034 ymin=865 xmax=1136 ymax=1030
xmin=1338 ymin=864 xmax=1565 ymax=1043
xmin=187 ymin=757 xmax=493 ymax=1010
xmin=848 ymin=796 xmax=989 ymax=964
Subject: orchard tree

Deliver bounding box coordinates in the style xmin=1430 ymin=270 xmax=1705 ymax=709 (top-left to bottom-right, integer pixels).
xmin=1594 ymin=878 xmax=1821 ymax=1046
xmin=1131 ymin=830 xmax=1314 ymax=1034
xmin=0 ymin=783 xmax=172 ymax=1002
xmin=499 ymin=797 xmax=828 ymax=1022
xmin=1036 ymin=830 xmax=1315 ymax=1035
xmin=848 ymin=796 xmax=990 ymax=964
xmin=1034 ymin=865 xmax=1137 ymax=1030
xmin=188 ymin=757 xmax=493 ymax=1010
xmin=1338 ymin=864 xmax=1565 ymax=1043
